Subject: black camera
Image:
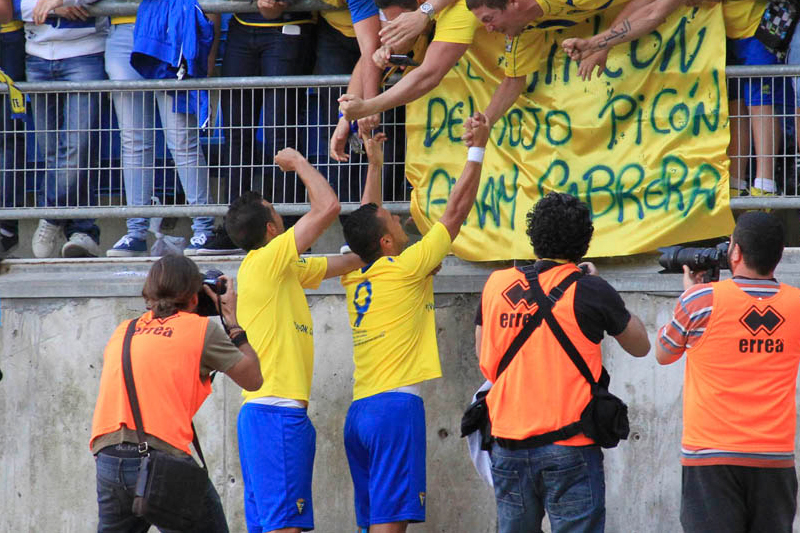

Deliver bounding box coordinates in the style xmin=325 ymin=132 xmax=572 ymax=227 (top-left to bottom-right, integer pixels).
xmin=196 ymin=269 xmax=227 ymax=317
xmin=658 ymin=242 xmax=730 ymax=282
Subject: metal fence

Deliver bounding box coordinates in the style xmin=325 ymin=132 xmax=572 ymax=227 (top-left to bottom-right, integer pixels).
xmin=0 ymin=76 xmax=409 ymax=220
xmin=1 ymin=66 xmax=800 ymax=221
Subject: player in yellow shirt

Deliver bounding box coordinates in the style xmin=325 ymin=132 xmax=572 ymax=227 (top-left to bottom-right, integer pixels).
xmin=339 ymin=114 xmax=489 ymax=532
xmin=225 ymin=147 xmax=362 ymax=533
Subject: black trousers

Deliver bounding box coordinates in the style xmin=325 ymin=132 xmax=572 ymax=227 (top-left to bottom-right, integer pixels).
xmin=680 ymin=464 xmax=797 ymax=533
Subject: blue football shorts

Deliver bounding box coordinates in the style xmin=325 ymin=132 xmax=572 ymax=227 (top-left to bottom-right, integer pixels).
xmin=344 ymin=392 xmax=427 ymax=528
xmin=238 ymin=402 xmax=316 ymax=532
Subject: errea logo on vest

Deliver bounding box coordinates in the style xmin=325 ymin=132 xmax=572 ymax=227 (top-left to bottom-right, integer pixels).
xmin=738 ymin=305 xmax=785 ymax=353
xmin=134 ymin=316 xmax=178 ymax=338
xmin=499 ymin=279 xmax=537 ymax=328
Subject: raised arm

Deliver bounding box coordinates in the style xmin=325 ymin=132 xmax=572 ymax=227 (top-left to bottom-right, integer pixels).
xmin=274 ymin=148 xmax=340 ymax=254
xmin=360 ymin=131 xmax=387 ymax=206
xmin=438 ymin=112 xmax=489 ymax=240
xmin=339 ymin=41 xmax=469 ymax=121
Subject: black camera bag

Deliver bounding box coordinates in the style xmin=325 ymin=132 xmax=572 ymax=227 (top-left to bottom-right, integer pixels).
xmin=120 ymin=318 xmax=210 ymax=530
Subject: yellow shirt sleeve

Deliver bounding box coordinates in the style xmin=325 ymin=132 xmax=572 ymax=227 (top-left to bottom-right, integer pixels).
xmin=395 ymin=222 xmax=451 ymax=278
xmin=432 ymin=0 xmax=480 ymax=44
xmin=291 ymin=256 xmax=328 ymax=289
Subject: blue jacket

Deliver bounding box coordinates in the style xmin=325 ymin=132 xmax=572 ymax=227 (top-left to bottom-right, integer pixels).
xmin=131 ymin=0 xmax=214 ymax=80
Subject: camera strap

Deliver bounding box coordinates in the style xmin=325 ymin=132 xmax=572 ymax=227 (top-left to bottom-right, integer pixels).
xmin=121 ymin=317 xmax=207 ymax=469
xmin=494 ymin=269 xmax=583 ymax=379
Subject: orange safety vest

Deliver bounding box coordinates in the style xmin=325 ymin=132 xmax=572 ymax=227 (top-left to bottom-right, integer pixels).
xmin=90 ymin=311 xmax=212 ymax=455
xmin=479 ymin=263 xmax=602 ymax=445
xmin=683 ymin=278 xmax=800 ymax=452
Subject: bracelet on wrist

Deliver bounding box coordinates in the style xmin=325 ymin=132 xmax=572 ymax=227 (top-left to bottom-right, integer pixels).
xmin=230 ymin=330 xmax=248 ymax=348
xmin=467 ymin=146 xmax=485 ymax=163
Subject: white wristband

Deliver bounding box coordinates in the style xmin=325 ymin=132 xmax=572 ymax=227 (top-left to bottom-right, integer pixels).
xmin=467 ymin=147 xmax=485 ymax=163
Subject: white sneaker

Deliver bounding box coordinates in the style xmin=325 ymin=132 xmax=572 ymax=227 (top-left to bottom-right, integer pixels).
xmin=32 ymin=219 xmax=60 ymax=258
xmin=183 ymin=233 xmax=209 ymax=256
xmin=61 ymin=232 xmax=100 ymax=258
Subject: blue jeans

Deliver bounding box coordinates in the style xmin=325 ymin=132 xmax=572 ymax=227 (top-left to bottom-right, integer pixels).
xmin=26 ymin=53 xmax=102 ymax=241
xmin=490 ymin=443 xmax=605 ymax=533
xmin=105 ymin=23 xmax=213 ymax=240
xmin=0 ymin=28 xmax=26 ymax=235
xmin=95 ymin=451 xmax=229 ymax=533
xmin=220 ymin=18 xmax=315 ymax=203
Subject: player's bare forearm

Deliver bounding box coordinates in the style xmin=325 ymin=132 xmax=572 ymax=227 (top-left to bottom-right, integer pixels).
xmin=484 ymin=76 xmax=526 ymax=126
xmin=584 ymin=0 xmax=683 ymax=53
xmin=324 ymin=253 xmax=365 ymax=279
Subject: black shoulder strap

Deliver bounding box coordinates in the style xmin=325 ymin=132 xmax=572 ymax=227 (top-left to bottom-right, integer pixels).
xmin=120 ymin=317 xmax=207 ymax=468
xmin=525 ymin=270 xmax=597 ymax=388
xmin=494 ymin=269 xmax=583 ymax=379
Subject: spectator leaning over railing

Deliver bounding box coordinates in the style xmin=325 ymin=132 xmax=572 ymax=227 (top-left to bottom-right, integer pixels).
xmin=0 ymin=15 xmax=25 ymax=259
xmin=89 ymin=255 xmax=262 ymax=532
xmin=0 ymin=0 xmax=105 ymax=258
xmin=225 ymin=149 xmax=362 ymax=533
xmin=102 ymin=0 xmax=220 ymax=257
xmin=337 ymin=0 xmax=478 ymax=139
xmin=657 ymin=212 xmax=800 ymax=532
xmin=197 ymin=0 xmax=316 ymax=256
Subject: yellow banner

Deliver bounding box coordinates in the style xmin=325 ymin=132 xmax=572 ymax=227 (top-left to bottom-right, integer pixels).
xmin=405 ymin=4 xmax=735 ymax=260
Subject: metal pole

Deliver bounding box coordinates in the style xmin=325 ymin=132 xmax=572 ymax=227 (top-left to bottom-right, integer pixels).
xmin=84 ymin=0 xmax=342 ymax=16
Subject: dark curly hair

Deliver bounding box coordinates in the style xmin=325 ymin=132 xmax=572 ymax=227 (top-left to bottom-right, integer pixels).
xmin=526 ymin=193 xmax=593 ymax=262
xmin=343 ymin=203 xmax=386 ymax=263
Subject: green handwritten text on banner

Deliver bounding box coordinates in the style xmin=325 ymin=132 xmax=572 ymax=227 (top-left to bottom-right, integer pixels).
xmin=405 ymin=4 xmax=735 ymax=260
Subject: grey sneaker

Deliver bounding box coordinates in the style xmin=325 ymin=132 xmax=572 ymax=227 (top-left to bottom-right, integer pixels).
xmin=62 ymin=232 xmax=100 ymax=258
xmin=32 ymin=219 xmax=60 ymax=258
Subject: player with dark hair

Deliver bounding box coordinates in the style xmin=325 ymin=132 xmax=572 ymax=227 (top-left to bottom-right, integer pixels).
xmin=225 ymin=148 xmax=362 ymax=533
xmin=657 ymin=211 xmax=800 ymax=533
xmin=339 ymin=115 xmax=489 ymax=532
xmin=476 ymin=192 xmax=649 ymax=533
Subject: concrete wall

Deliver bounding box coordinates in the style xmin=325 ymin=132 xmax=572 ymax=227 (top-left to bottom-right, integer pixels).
xmin=2 ymin=254 xmax=800 ymax=532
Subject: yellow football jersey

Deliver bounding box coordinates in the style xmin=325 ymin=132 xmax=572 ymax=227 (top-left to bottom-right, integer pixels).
xmin=341 ymin=222 xmax=452 ymax=400
xmin=237 ymin=227 xmax=328 ymax=402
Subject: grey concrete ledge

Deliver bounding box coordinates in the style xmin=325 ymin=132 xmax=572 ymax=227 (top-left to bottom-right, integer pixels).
xmin=5 ymin=249 xmax=800 ymax=299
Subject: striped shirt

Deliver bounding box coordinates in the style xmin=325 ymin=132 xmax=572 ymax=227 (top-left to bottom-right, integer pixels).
xmin=659 ymin=277 xmax=793 ymax=468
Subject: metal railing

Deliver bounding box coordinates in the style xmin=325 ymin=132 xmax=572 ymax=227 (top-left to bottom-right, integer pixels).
xmin=1 ymin=66 xmax=800 ymax=221
xmin=0 ymin=76 xmax=410 ymax=220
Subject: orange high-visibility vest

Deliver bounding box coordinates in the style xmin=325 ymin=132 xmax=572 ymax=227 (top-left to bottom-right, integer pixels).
xmin=90 ymin=311 xmax=212 ymax=455
xmin=683 ymin=278 xmax=800 ymax=452
xmin=479 ymin=263 xmax=602 ymax=445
